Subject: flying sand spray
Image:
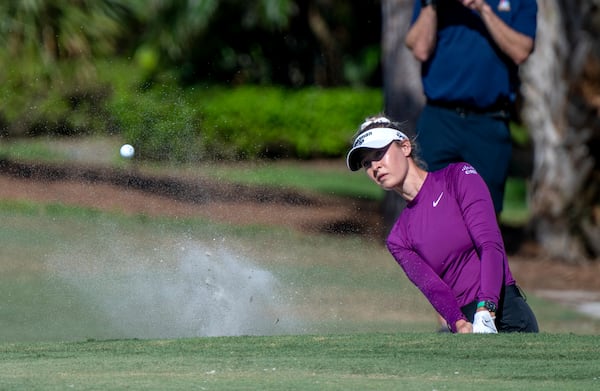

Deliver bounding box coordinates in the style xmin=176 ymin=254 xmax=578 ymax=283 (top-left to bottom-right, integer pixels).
xmin=40 ymin=145 xmax=302 ymax=339
xmin=46 ymin=229 xmax=302 ymax=339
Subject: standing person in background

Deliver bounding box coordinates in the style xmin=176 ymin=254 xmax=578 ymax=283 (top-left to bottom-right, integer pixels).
xmin=346 ymin=115 xmax=539 ymax=334
xmin=405 ymin=0 xmax=538 ymax=215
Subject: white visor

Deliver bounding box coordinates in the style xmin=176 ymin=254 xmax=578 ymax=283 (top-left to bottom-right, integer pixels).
xmin=346 ymin=127 xmax=408 ymax=171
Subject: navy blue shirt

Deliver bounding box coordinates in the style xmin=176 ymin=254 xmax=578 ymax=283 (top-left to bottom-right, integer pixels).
xmin=411 ymin=0 xmax=537 ymax=109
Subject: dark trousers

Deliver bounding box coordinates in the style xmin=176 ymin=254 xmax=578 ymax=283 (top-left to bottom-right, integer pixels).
xmin=416 ymin=103 xmax=512 ymax=214
xmin=461 ymin=285 xmax=539 ymax=333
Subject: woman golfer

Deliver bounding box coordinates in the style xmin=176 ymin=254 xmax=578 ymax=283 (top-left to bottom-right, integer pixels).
xmin=347 ymin=115 xmax=538 ymax=333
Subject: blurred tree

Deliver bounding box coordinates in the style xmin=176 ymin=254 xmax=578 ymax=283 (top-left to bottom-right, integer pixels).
xmin=381 ymin=0 xmax=422 ymax=128
xmin=0 ymin=0 xmax=132 ymax=70
xmin=0 ymin=1 xmax=384 ymax=136
xmin=127 ymin=0 xmax=220 ymax=66
xmin=0 ymin=1 xmax=383 ymax=90
xmin=0 ymin=0 xmax=136 ymax=135
xmin=379 ymin=0 xmax=423 ymax=233
xmin=520 ymin=0 xmax=600 ymax=262
xmin=131 ymin=0 xmax=381 ymax=87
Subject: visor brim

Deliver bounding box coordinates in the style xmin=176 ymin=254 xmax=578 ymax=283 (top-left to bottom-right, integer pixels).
xmin=346 ymin=140 xmax=394 ymax=171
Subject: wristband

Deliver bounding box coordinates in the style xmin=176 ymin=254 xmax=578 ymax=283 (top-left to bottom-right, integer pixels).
xmin=421 ymin=0 xmax=437 ymax=8
xmin=477 ymin=300 xmax=497 ymax=313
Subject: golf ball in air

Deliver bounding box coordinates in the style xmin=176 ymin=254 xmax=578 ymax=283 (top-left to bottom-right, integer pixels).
xmin=120 ymin=144 xmax=135 ymax=158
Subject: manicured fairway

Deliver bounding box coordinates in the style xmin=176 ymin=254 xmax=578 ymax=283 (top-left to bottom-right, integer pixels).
xmin=2 ymin=201 xmax=598 ymax=343
xmin=1 ymin=333 xmax=599 ymax=390
xmin=1 ymin=169 xmax=599 ymax=391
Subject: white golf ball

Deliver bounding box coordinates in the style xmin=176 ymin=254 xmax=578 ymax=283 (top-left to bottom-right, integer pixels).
xmin=120 ymin=144 xmax=135 ymax=158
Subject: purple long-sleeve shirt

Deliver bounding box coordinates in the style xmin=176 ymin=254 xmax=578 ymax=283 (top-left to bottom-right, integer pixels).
xmin=386 ymin=163 xmax=515 ymax=332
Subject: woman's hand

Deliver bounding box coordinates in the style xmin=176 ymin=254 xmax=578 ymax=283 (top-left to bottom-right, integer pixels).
xmin=473 ymin=310 xmax=498 ymax=333
xmin=455 ymin=319 xmax=473 ymax=333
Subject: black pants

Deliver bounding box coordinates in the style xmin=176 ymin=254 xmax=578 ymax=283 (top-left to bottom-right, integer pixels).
xmin=461 ymin=285 xmax=539 ymax=333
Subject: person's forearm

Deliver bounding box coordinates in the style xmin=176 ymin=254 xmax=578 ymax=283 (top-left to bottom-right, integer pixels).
xmin=478 ymin=242 xmax=505 ymax=305
xmin=405 ymin=5 xmax=438 ymax=63
xmin=390 ymin=247 xmax=466 ymax=333
xmin=479 ymin=3 xmax=534 ymax=64
xmin=465 ymin=0 xmax=534 ymax=64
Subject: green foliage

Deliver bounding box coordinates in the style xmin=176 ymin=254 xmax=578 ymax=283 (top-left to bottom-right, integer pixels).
xmin=196 ymin=85 xmax=383 ymax=159
xmin=0 ymin=1 xmax=132 ymax=60
xmin=0 ymin=59 xmax=115 ymax=136
xmin=345 ymin=45 xmax=382 ymax=87
xmin=501 ymin=177 xmax=530 ymax=226
xmin=101 ymin=60 xmax=383 ymax=162
xmin=105 ymin=68 xmax=205 ymax=161
xmin=2 ymin=53 xmax=381 ymax=162
xmin=510 ymin=121 xmax=531 ymax=147
xmin=199 ymin=161 xmax=384 ymax=201
xmin=128 ymin=0 xmax=219 ymax=62
xmin=0 ymin=1 xmax=383 ymax=153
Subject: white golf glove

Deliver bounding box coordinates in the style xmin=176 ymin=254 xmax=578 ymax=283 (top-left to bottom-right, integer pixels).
xmin=472 ymin=311 xmax=498 ymax=334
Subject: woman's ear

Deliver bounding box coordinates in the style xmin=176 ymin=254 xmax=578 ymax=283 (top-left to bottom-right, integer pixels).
xmin=400 ymin=139 xmax=412 ymax=157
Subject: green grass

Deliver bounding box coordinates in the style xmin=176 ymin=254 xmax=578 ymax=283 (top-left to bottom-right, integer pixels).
xmin=0 ymin=136 xmax=528 ymax=208
xmin=0 ymin=200 xmax=435 ymax=343
xmin=1 ymin=333 xmax=599 ymax=390
xmin=0 ymin=198 xmax=598 ymax=390
xmin=0 ymin=137 xmax=383 ymax=201
xmin=191 ymin=160 xmax=384 ymax=200
xmin=0 ymin=200 xmax=598 ymax=343
xmin=0 ymin=140 xmax=598 ymax=390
